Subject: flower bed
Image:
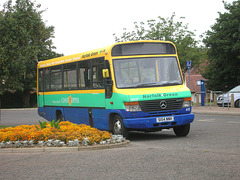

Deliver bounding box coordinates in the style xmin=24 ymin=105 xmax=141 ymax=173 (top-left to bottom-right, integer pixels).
xmin=0 ymin=121 xmax=114 ymax=147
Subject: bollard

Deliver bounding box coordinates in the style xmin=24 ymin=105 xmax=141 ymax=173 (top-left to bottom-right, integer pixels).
xmin=200 ymin=79 xmax=206 ymax=106
xmin=196 ymin=94 xmax=199 ymax=106
xmin=214 ymin=94 xmax=217 ymax=107
xmin=231 ymin=94 xmax=234 ymax=108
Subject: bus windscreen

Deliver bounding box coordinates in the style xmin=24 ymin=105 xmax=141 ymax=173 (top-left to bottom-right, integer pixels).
xmin=113 ymin=57 xmax=182 ymax=88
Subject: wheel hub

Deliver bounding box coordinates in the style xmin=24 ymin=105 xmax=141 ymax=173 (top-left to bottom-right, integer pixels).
xmin=114 ymin=120 xmax=121 ymax=134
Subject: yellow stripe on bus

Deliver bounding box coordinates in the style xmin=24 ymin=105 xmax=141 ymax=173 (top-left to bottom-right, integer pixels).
xmin=38 ymin=89 xmax=105 ymax=95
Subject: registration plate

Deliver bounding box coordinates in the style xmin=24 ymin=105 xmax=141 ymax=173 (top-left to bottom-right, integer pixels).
xmin=156 ymin=116 xmax=174 ymax=123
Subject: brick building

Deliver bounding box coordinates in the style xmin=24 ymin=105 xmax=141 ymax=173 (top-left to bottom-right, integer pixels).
xmin=184 ymin=60 xmax=208 ymax=103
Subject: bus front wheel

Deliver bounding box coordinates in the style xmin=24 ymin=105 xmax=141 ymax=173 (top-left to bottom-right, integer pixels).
xmin=113 ymin=115 xmax=129 ymax=138
xmin=173 ymin=124 xmax=190 ymax=137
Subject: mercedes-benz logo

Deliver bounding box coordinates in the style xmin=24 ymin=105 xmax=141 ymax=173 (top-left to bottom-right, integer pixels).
xmin=160 ymin=100 xmax=167 ymax=109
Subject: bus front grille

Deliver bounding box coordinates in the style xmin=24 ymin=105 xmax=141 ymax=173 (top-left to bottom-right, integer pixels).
xmin=139 ymin=98 xmax=184 ymax=112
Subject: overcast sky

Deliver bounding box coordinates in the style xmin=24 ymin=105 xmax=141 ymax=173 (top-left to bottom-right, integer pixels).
xmin=2 ymin=0 xmax=235 ymax=56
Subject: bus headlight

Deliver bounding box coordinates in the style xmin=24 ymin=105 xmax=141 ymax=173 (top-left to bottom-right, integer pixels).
xmin=124 ymin=102 xmax=142 ymax=112
xmin=182 ymin=97 xmax=192 ymax=108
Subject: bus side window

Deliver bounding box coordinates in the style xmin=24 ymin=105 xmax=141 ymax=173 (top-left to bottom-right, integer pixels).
xmin=92 ymin=58 xmax=104 ymax=88
xmin=50 ymin=65 xmax=63 ymax=91
xmin=38 ymin=69 xmax=44 ymax=92
xmin=45 ymin=68 xmax=50 ymax=91
xmin=104 ymin=60 xmax=113 ymax=98
xmin=64 ymin=63 xmax=77 ymax=90
xmin=79 ymin=60 xmax=91 ymax=89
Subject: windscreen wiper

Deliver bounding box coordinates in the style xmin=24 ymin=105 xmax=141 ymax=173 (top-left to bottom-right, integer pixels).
xmin=135 ymin=83 xmax=159 ymax=87
xmin=121 ymin=81 xmax=182 ymax=88
xmin=158 ymin=81 xmax=182 ymax=86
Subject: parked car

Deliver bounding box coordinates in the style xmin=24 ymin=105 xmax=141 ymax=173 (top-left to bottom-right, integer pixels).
xmin=217 ymin=85 xmax=240 ymax=108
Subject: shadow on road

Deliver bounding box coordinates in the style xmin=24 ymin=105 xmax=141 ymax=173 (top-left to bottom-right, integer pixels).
xmin=127 ymin=131 xmax=177 ymax=142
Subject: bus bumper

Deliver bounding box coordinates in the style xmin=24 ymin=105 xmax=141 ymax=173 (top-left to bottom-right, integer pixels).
xmin=123 ymin=113 xmax=194 ymax=129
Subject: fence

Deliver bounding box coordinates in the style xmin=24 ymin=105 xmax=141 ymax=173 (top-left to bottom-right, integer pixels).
xmin=193 ymin=90 xmax=239 ymax=109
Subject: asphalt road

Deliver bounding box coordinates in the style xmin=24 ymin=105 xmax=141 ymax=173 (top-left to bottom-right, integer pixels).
xmin=0 ymin=110 xmax=239 ymax=180
xmin=0 ymin=109 xmax=45 ymax=126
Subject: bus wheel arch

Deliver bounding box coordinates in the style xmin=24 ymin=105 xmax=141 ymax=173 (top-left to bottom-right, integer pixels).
xmin=109 ymin=113 xmax=116 ymax=132
xmin=56 ymin=110 xmax=64 ymax=122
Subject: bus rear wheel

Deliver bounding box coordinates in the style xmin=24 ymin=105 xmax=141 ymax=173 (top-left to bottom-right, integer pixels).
xmin=113 ymin=115 xmax=129 ymax=138
xmin=173 ymin=124 xmax=190 ymax=137
xmin=56 ymin=111 xmax=64 ymax=122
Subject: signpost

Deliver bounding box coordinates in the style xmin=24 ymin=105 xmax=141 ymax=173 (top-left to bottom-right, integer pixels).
xmin=186 ymin=61 xmax=192 ymax=90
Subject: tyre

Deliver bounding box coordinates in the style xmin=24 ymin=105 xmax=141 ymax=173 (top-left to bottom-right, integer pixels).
xmin=56 ymin=111 xmax=64 ymax=122
xmin=112 ymin=115 xmax=129 ymax=138
xmin=234 ymin=99 xmax=240 ymax=108
xmin=173 ymin=124 xmax=190 ymax=137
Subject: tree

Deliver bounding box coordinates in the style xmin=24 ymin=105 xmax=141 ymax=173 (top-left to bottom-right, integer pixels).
xmin=0 ymin=0 xmax=62 ymax=107
xmin=203 ymin=0 xmax=240 ymax=91
xmin=113 ymin=13 xmax=205 ymax=72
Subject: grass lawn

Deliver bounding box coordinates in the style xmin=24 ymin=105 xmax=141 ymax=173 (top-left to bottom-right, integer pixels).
xmin=0 ymin=125 xmax=8 ymax=129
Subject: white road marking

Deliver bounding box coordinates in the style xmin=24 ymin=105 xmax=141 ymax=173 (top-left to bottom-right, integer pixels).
xmin=197 ymin=119 xmax=240 ymax=124
xmin=227 ymin=121 xmax=240 ymax=124
xmin=197 ymin=119 xmax=216 ymax=122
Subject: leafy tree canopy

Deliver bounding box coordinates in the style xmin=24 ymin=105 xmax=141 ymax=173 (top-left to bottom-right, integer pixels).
xmin=113 ymin=13 xmax=206 ymax=72
xmin=0 ymin=0 xmax=62 ymax=97
xmin=203 ymin=0 xmax=240 ymax=91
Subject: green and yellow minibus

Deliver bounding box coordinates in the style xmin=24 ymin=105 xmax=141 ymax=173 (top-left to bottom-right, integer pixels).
xmin=37 ymin=40 xmax=194 ymax=137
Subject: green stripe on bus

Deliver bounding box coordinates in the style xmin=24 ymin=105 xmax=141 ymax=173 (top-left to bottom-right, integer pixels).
xmin=38 ymin=91 xmax=191 ymax=109
xmin=38 ymin=93 xmax=105 ymax=107
xmin=128 ymin=91 xmax=191 ymax=101
xmin=106 ymin=91 xmax=191 ymax=109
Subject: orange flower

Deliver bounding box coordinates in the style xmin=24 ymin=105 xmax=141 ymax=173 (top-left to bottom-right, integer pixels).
xmin=0 ymin=121 xmax=111 ymax=145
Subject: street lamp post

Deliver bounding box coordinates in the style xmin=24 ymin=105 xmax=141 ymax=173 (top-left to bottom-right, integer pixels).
xmin=186 ymin=61 xmax=192 ymax=90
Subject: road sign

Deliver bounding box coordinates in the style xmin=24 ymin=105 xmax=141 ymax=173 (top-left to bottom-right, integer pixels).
xmin=186 ymin=60 xmax=192 ymax=69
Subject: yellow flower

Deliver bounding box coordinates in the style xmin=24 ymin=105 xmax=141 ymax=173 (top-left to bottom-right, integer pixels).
xmin=0 ymin=121 xmax=111 ymax=145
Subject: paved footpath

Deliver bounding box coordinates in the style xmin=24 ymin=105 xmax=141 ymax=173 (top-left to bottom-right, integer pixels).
xmin=192 ymin=106 xmax=240 ymax=116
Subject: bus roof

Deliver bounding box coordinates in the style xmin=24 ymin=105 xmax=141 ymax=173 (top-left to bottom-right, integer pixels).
xmin=37 ymin=40 xmax=175 ymax=68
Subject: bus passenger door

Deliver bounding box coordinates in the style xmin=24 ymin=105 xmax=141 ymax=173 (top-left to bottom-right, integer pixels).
xmin=103 ymin=61 xmax=113 ymax=100
xmin=90 ymin=58 xmax=111 ymax=130
xmin=103 ymin=64 xmax=113 ymax=129
xmin=88 ymin=108 xmax=94 ymax=127
xmin=104 ymin=73 xmax=113 ymax=99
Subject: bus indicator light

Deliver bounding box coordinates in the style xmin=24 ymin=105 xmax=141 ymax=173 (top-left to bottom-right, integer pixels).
xmin=124 ymin=102 xmax=142 ymax=112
